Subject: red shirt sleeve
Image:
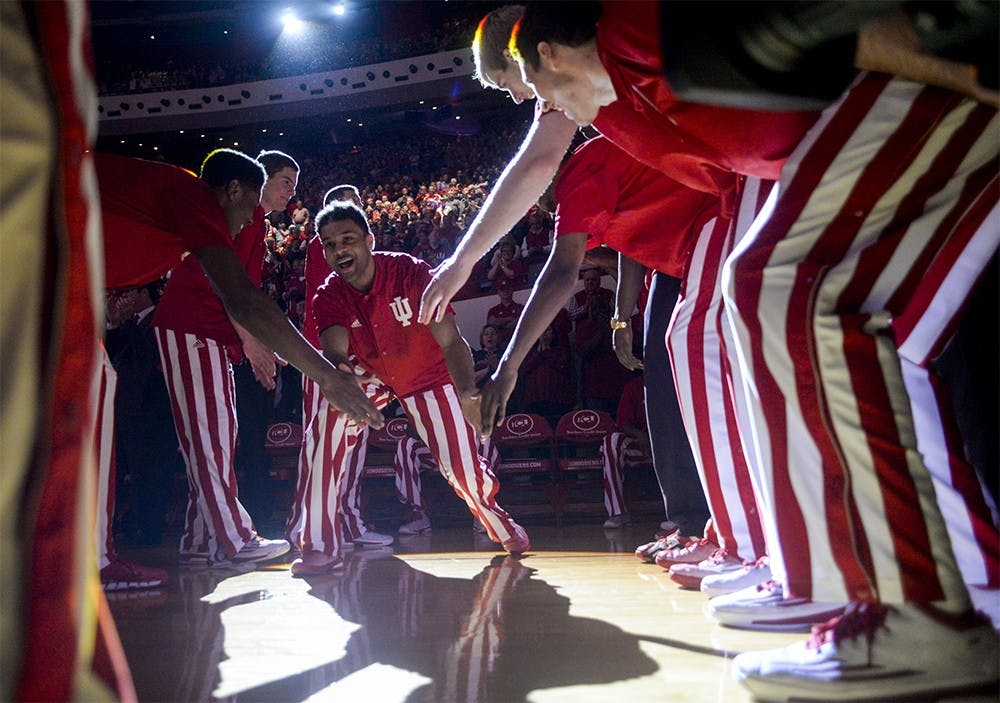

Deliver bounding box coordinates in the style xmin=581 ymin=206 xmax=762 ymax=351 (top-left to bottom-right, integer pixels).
xmin=312 ymin=275 xmax=351 ymax=339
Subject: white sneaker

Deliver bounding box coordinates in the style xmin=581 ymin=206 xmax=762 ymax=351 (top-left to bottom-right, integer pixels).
xmin=667 ymin=549 xmax=741 ymax=589
xmin=398 ymin=514 xmax=432 ymax=535
xmin=227 ymin=536 xmax=290 ymax=566
xmin=700 ymin=556 xmax=772 ymax=598
xmin=734 ymin=602 xmax=1000 ymax=702
xmin=353 ymin=529 xmax=394 ymax=547
xmin=603 ymin=513 xmax=631 ymax=529
xmin=707 ymin=580 xmax=845 ymax=631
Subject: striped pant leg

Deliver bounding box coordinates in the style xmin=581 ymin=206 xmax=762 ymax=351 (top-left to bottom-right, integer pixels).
xmin=285 ymin=373 xmax=322 ymax=544
xmin=394 ymin=437 xmax=430 ymax=509
xmin=668 ymin=179 xmax=770 ymax=562
xmin=155 ymin=329 xmax=254 ymax=559
xmin=600 ymin=432 xmax=629 ymax=517
xmin=299 ymin=383 xmax=391 ymax=555
xmin=480 ymin=435 xmax=500 ymax=475
xmin=724 ymin=72 xmax=998 ymax=607
xmin=95 ymin=349 xmax=118 ymax=570
xmin=401 ymin=384 xmax=518 ymax=543
xmin=894 ymin=205 xmax=1000 ymax=587
xmin=339 ymin=429 xmax=368 ymax=541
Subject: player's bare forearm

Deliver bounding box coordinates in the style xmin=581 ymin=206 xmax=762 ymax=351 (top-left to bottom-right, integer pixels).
xmin=613 ymin=254 xmax=647 ymax=371
xmin=418 ymin=111 xmax=578 ymax=324
xmin=498 ymin=232 xmax=586 ymax=373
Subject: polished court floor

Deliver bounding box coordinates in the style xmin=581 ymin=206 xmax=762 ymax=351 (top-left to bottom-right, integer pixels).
xmin=109 ymin=519 xmax=813 ymax=703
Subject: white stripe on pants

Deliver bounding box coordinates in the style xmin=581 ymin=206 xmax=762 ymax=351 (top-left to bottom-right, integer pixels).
xmin=599 ymin=431 xmax=648 ymax=517
xmin=95 ymin=348 xmax=117 ymax=569
xmin=394 ymin=435 xmax=500 ymax=511
xmin=667 ymin=177 xmax=771 ymax=562
xmin=155 ymin=328 xmax=254 ymax=559
xmin=723 ymin=72 xmax=998 ymax=606
xmin=285 ymin=373 xmax=323 ymax=544
xmin=894 ymin=203 xmax=1000 ymax=587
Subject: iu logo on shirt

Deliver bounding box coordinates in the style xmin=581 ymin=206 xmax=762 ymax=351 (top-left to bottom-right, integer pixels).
xmin=390 ymin=296 xmax=413 ymax=327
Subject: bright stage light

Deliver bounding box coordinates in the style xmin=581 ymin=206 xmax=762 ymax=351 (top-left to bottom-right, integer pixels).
xmin=332 ymin=3 xmax=346 ymax=16
xmin=281 ymin=9 xmax=304 ymax=34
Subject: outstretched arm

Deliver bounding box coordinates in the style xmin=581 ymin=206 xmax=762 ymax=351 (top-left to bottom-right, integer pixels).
xmin=194 ymin=245 xmax=383 ymax=427
xmin=479 ymin=231 xmax=587 ymax=435
xmin=612 ymin=254 xmax=647 ymax=372
xmin=418 ymin=111 xmax=578 ymax=324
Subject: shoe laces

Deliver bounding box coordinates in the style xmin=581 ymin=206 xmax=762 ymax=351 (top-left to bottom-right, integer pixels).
xmin=707 ymin=548 xmax=730 ymax=564
xmin=742 ymin=555 xmax=769 ymax=570
xmin=806 ymin=601 xmax=892 ymax=651
xmin=755 ymin=579 xmax=780 ymax=593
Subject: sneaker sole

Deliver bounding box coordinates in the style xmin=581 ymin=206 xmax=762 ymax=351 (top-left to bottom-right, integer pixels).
xmin=743 ymin=671 xmax=1000 ymax=702
xmin=714 ymin=604 xmax=846 ymax=632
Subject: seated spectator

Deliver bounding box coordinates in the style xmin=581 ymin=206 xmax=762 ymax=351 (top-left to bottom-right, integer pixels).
xmin=600 ymin=373 xmax=651 ymax=529
xmin=425 ymin=227 xmax=454 ymax=268
xmin=487 ymin=236 xmax=526 ymax=290
xmin=521 ymin=325 xmax=575 ymax=426
xmin=473 ymin=324 xmax=502 ymax=388
xmin=486 ymin=281 xmax=524 ymax=351
xmin=569 ymin=266 xmax=615 ymax=322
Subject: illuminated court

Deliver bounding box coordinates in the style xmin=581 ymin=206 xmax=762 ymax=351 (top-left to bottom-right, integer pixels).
xmin=109 ymin=521 xmax=811 ymax=702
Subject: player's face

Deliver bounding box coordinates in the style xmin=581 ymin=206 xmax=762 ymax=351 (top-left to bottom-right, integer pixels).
xmin=260 ymin=166 xmax=298 ymax=215
xmin=520 ymin=48 xmax=599 ymax=126
xmin=224 ymin=181 xmax=262 ymax=236
xmin=482 ymin=59 xmax=535 ymax=104
xmin=319 ymin=218 xmax=376 ymax=292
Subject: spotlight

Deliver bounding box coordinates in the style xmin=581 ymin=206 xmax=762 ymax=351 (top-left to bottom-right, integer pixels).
xmin=282 ymin=9 xmax=304 ymax=34
xmin=332 ymin=3 xmax=346 ymax=16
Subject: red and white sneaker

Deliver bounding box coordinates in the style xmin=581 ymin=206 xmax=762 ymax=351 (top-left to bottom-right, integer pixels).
xmin=100 ymin=557 xmax=168 ymax=591
xmin=707 ymin=580 xmax=845 ymax=631
xmin=654 ymin=537 xmax=718 ymax=569
xmin=290 ymin=550 xmax=344 ymax=577
xmin=501 ymin=523 xmax=531 ymax=555
xmin=634 ymin=530 xmax=692 ymax=563
xmin=667 ymin=549 xmax=742 ymax=589
xmin=700 ymin=556 xmax=772 ymax=598
xmin=734 ymin=602 xmax=1000 ymax=702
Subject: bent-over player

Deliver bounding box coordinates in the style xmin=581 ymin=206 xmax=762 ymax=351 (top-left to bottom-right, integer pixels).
xmin=291 ymin=201 xmax=530 ymax=575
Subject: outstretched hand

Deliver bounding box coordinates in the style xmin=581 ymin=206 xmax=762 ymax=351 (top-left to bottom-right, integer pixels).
xmin=419 ymin=257 xmax=471 ymax=324
xmin=612 ymin=324 xmax=643 ymax=371
xmin=479 ymin=367 xmax=518 ymax=437
xmin=319 ymin=366 xmax=384 ymax=429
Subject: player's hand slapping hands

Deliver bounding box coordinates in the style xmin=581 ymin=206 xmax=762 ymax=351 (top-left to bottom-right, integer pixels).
xmin=419 ymin=256 xmax=472 ymax=325
xmin=319 ymin=363 xmax=384 ymax=429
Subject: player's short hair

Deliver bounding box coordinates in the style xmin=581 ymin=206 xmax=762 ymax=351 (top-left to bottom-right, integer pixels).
xmin=472 ymin=5 xmax=524 ymax=88
xmin=255 ymin=150 xmax=299 ymax=177
xmin=315 ymin=200 xmax=371 ymax=237
xmin=511 ymin=1 xmax=602 ymax=71
xmin=323 ymin=184 xmax=361 ymax=207
xmin=200 ymin=148 xmax=266 ymax=191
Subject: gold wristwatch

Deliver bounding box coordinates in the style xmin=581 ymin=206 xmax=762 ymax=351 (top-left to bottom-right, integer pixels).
xmin=610 ymin=316 xmax=628 ymax=331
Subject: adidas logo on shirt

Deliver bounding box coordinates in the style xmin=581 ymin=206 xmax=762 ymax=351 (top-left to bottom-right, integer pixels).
xmin=192 ymin=339 xmax=205 ymax=349
xmin=351 ymin=319 xmax=362 ymax=328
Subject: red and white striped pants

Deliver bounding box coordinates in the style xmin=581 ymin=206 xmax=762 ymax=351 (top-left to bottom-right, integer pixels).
xmin=296 ymin=380 xmax=518 ymax=555
xmin=599 ymin=432 xmax=651 ymax=517
xmin=724 ymin=72 xmax=998 ymax=607
xmin=155 ymin=329 xmax=255 ymax=560
xmin=287 ymin=375 xmax=372 ymax=544
xmin=666 ymin=177 xmax=774 ymax=563
xmin=394 ymin=435 xmax=499 ymax=510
